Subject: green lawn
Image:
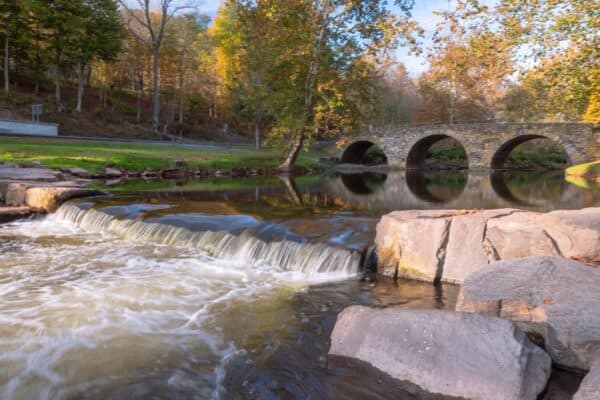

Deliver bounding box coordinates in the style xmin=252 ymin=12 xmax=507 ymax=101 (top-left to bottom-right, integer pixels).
xmin=0 ymin=137 xmax=322 ymax=173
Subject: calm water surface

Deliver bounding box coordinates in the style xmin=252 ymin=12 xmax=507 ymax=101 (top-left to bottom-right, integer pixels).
xmin=0 ymin=171 xmax=596 ymax=399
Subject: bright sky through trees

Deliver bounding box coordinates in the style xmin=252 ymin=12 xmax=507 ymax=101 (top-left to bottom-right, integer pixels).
xmin=197 ymin=0 xmax=497 ymax=76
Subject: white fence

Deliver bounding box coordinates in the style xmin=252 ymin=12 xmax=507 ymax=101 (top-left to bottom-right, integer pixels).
xmin=0 ymin=119 xmax=58 ymax=137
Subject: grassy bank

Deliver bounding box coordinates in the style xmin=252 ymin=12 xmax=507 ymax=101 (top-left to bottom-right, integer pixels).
xmin=0 ymin=137 xmax=322 ymax=173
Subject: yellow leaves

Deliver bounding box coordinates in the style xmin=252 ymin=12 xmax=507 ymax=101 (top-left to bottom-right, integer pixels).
xmin=583 ymin=91 xmax=600 ymax=124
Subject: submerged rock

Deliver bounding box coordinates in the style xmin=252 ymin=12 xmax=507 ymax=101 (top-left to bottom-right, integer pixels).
xmin=456 ymin=256 xmax=600 ymax=371
xmin=329 ymin=306 xmax=551 ymax=400
xmin=374 ymin=208 xmax=600 ymax=283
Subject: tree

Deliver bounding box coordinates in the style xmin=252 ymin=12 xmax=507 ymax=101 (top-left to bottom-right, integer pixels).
xmin=118 ymin=0 xmax=193 ymax=132
xmin=213 ymin=0 xmax=420 ymax=171
xmin=374 ymin=63 xmax=418 ymax=128
xmin=464 ymin=0 xmax=599 ymax=122
xmin=277 ymin=0 xmax=420 ymax=171
xmin=72 ymin=0 xmax=122 ymax=112
xmin=415 ymin=31 xmax=510 ymax=124
xmin=583 ymin=92 xmax=600 ymax=124
xmin=416 ymin=0 xmax=510 ymax=124
xmin=0 ymin=0 xmax=25 ymax=94
xmin=37 ymin=0 xmax=89 ymax=112
xmin=170 ymin=14 xmax=204 ymax=136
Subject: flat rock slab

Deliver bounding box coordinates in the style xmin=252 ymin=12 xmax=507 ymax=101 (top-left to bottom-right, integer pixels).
xmin=456 ymin=256 xmax=600 ymax=371
xmin=575 ymin=361 xmax=600 ymax=400
xmin=329 ymin=306 xmax=551 ymax=400
xmin=62 ymin=167 xmax=92 ymax=179
xmin=375 ymin=208 xmax=600 ymax=283
xmin=0 ymin=167 xmax=61 ymax=181
xmin=0 ymin=206 xmax=35 ymax=223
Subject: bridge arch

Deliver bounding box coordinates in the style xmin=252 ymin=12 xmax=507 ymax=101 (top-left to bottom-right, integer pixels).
xmin=490 ymin=135 xmax=570 ymax=169
xmin=340 ymin=140 xmax=388 ymax=165
xmin=405 ymin=134 xmax=468 ymax=170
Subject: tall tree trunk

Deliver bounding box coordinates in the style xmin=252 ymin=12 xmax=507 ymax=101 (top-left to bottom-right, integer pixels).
xmin=76 ymin=64 xmax=85 ymax=112
xmin=152 ymin=46 xmax=160 ymax=132
xmin=136 ymin=68 xmax=143 ymax=123
xmin=279 ymin=132 xmax=304 ymax=173
xmin=3 ymin=34 xmax=9 ymax=94
xmin=279 ymin=0 xmax=330 ymax=172
xmin=449 ymin=78 xmax=456 ymax=124
xmin=178 ymin=65 xmax=184 ymax=138
xmin=55 ymin=48 xmax=62 ymax=113
xmin=254 ymin=123 xmax=260 ymax=150
xmin=34 ymin=43 xmax=39 ymax=95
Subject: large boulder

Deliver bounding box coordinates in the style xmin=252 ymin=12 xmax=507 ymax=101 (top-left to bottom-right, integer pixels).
xmin=4 ymin=182 xmax=28 ymax=206
xmin=575 ymin=361 xmax=600 ymax=400
xmin=374 ymin=208 xmax=600 ymax=283
xmin=329 ymin=306 xmax=551 ymax=400
xmin=374 ymin=210 xmax=452 ymax=279
xmin=456 ymin=256 xmax=600 ymax=371
xmin=25 ymin=187 xmax=102 ymax=212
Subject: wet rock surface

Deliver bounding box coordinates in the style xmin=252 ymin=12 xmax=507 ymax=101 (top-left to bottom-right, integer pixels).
xmin=456 ymin=256 xmax=600 ymax=371
xmin=0 ymin=206 xmax=35 ymax=223
xmin=375 ymin=208 xmax=600 ymax=283
xmin=329 ymin=306 xmax=551 ymax=400
xmin=574 ymin=361 xmax=600 ymax=400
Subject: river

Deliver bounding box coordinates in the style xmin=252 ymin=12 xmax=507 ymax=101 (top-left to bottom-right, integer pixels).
xmin=0 ymin=171 xmax=597 ymax=399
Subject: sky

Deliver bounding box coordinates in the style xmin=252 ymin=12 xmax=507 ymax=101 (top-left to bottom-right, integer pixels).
xmin=195 ymin=0 xmax=480 ymax=77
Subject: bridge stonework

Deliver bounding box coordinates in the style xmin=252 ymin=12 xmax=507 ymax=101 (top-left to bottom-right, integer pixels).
xmin=336 ymin=123 xmax=599 ymax=169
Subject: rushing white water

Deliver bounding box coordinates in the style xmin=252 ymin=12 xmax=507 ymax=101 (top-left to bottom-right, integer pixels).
xmin=54 ymin=203 xmax=361 ymax=275
xmin=0 ymin=203 xmax=360 ymax=400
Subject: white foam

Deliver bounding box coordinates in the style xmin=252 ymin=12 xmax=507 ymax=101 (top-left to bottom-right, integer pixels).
xmin=0 ymin=203 xmax=359 ymax=399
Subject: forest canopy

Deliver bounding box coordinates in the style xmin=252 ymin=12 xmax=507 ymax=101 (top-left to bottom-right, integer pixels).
xmin=0 ymin=0 xmax=598 ymax=166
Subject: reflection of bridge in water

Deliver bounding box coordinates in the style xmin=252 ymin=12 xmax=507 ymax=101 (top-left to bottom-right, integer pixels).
xmin=326 ymin=171 xmax=599 ymax=212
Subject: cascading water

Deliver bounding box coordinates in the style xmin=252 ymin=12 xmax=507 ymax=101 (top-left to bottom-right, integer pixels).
xmin=0 ymin=200 xmax=364 ymax=400
xmin=53 ymin=203 xmax=362 ymax=275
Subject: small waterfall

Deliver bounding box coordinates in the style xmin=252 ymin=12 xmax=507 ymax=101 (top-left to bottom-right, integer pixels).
xmin=53 ymin=203 xmax=361 ymax=275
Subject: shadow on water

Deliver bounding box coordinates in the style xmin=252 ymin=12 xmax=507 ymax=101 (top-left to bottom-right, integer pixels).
xmin=491 ymin=171 xmax=569 ymax=207
xmin=340 ymin=172 xmax=388 ymax=195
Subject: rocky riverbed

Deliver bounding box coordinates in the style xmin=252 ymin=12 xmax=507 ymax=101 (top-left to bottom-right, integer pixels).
xmin=0 ymin=165 xmax=102 ymax=220
xmin=330 ymin=207 xmax=600 ymax=400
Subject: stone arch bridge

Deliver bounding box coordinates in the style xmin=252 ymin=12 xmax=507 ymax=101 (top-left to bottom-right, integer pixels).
xmin=331 ymin=123 xmax=599 ymax=169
